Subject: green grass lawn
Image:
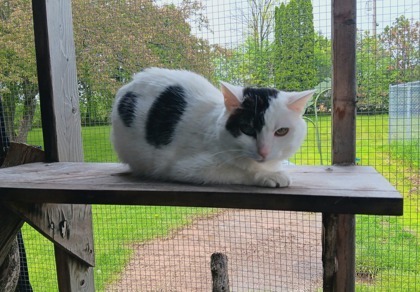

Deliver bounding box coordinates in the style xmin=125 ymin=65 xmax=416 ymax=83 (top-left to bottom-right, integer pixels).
xmin=26 ymin=128 xmax=216 ymax=291
xmin=24 ymin=114 xmax=419 ymax=291
xmin=92 ymin=206 xmax=215 ymax=290
xmin=297 ymin=114 xmax=420 ymax=291
xmin=21 ymin=205 xmax=215 ymax=291
xmin=27 ymin=125 xmax=116 ymax=162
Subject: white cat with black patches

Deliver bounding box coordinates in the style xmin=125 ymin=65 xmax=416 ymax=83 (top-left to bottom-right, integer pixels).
xmin=111 ymin=67 xmax=314 ymax=187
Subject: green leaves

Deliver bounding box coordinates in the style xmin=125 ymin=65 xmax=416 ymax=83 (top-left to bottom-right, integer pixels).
xmin=273 ymin=0 xmax=316 ymax=91
xmin=1 ymin=0 xmax=215 ymax=133
xmin=356 ymin=16 xmax=419 ymax=113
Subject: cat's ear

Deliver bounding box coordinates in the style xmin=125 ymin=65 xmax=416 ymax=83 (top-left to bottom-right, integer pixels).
xmin=220 ymin=81 xmax=244 ymax=112
xmin=286 ymin=90 xmax=315 ymax=115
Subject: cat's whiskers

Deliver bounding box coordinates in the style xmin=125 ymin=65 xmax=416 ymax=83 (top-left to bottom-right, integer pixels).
xmin=207 ymin=149 xmax=244 ymax=159
xmin=215 ymin=153 xmax=249 ymax=168
xmin=254 ymin=96 xmax=258 ymax=115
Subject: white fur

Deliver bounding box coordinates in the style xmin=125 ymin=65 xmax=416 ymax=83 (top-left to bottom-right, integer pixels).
xmin=111 ymin=68 xmax=313 ymax=187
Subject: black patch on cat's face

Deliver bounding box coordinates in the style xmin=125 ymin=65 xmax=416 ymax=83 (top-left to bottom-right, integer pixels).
xmin=146 ymin=85 xmax=187 ymax=148
xmin=226 ymin=87 xmax=278 ymax=138
xmin=118 ymin=91 xmax=138 ymax=127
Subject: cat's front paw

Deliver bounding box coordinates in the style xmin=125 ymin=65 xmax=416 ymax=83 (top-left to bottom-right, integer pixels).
xmin=254 ymin=171 xmax=290 ymax=188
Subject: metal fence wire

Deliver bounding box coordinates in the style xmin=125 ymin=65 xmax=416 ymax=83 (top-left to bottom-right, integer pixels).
xmin=389 ymin=81 xmax=420 ymax=141
xmin=0 ymin=0 xmax=419 ymax=291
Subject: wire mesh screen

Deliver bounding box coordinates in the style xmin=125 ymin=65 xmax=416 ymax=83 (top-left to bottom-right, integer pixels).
xmin=0 ymin=0 xmax=419 ymax=291
xmin=389 ymin=81 xmax=420 ymax=141
xmin=354 ymin=1 xmax=419 ymax=290
xmin=101 ymin=209 xmax=321 ymax=291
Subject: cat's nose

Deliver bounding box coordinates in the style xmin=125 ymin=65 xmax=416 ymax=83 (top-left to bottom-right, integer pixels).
xmin=258 ymin=146 xmax=269 ymax=159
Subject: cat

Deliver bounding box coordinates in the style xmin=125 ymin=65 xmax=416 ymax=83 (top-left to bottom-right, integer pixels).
xmin=111 ymin=67 xmax=314 ymax=188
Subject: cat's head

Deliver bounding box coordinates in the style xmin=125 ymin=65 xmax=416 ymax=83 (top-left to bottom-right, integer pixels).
xmin=220 ymin=81 xmax=314 ymax=163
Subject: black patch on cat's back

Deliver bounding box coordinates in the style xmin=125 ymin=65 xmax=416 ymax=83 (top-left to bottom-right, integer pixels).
xmin=146 ymin=85 xmax=187 ymax=148
xmin=226 ymin=87 xmax=278 ymax=138
xmin=118 ymin=91 xmax=138 ymax=127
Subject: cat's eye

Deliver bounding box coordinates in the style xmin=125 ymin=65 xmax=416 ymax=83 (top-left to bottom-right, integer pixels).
xmin=275 ymin=127 xmax=289 ymax=137
xmin=239 ymin=124 xmax=256 ymax=137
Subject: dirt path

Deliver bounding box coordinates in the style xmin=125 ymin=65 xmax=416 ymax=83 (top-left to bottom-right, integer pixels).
xmin=107 ymin=210 xmax=322 ymax=292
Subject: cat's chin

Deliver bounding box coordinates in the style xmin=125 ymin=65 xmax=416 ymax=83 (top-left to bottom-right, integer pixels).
xmin=255 ymin=157 xmax=266 ymax=163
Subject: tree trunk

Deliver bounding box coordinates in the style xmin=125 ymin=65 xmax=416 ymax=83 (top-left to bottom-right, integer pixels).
xmin=15 ymin=92 xmax=38 ymax=143
xmin=2 ymin=80 xmax=38 ymax=144
xmin=2 ymin=91 xmax=17 ymax=141
xmin=0 ymin=96 xmax=10 ymax=165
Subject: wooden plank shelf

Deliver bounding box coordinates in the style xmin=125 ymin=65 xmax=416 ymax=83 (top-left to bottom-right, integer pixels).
xmin=0 ymin=162 xmax=403 ymax=216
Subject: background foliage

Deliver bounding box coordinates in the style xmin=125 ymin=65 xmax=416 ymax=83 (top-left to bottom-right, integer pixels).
xmin=1 ymin=0 xmax=419 ymax=142
xmin=0 ymin=0 xmax=217 ymax=138
xmin=0 ymin=1 xmax=419 ymax=290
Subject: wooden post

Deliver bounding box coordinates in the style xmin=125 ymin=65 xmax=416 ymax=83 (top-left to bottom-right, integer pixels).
xmin=31 ymin=0 xmax=94 ymax=291
xmin=331 ymin=0 xmax=357 ymax=165
xmin=32 ymin=0 xmax=83 ymax=163
xmin=211 ymin=253 xmax=230 ymax=292
xmin=322 ymin=0 xmax=357 ymax=291
xmin=0 ymin=236 xmax=19 ymax=292
xmin=0 ymin=143 xmax=45 ymax=291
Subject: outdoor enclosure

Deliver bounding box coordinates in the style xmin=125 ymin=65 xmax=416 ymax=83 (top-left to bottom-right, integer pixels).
xmin=0 ymin=0 xmax=418 ymax=291
xmin=389 ymin=81 xmax=420 ymax=141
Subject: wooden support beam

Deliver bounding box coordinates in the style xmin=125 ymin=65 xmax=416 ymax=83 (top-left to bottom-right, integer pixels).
xmin=55 ymin=247 xmax=95 ymax=292
xmin=32 ymin=0 xmax=83 ymax=163
xmin=0 ymin=236 xmax=19 ymax=292
xmin=1 ymin=144 xmax=93 ymax=267
xmin=334 ymin=214 xmax=356 ymax=290
xmin=31 ymin=0 xmax=94 ymax=290
xmin=6 ymin=202 xmax=95 ymax=267
xmin=323 ymin=0 xmax=357 ymax=291
xmin=0 ymin=142 xmax=45 ymax=169
xmin=0 ymin=143 xmax=45 ymax=291
xmin=0 ymin=205 xmax=23 ymax=267
xmin=0 ymin=163 xmax=403 ymax=216
xmin=0 ymin=143 xmax=45 ymax=265
xmin=331 ymin=0 xmax=357 ymax=165
xmin=322 ymin=214 xmax=337 ymax=291
xmin=211 ymin=253 xmax=230 ymax=292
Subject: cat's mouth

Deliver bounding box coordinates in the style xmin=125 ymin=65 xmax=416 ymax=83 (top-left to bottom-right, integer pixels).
xmin=256 ymin=156 xmax=266 ymax=163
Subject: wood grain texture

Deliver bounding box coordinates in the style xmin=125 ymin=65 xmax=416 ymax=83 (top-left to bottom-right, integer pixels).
xmin=0 ymin=143 xmax=45 ymax=266
xmin=32 ymin=0 xmax=93 ymax=289
xmin=332 ymin=0 xmax=357 ymax=165
xmin=0 ymin=162 xmax=403 ymax=215
xmin=322 ymin=213 xmax=356 ymax=292
xmin=322 ymin=214 xmax=337 ymax=291
xmin=327 ymin=0 xmax=358 ymax=290
xmin=211 ymin=253 xmax=230 ymax=292
xmin=0 ymin=236 xmax=19 ymax=292
xmin=335 ymin=214 xmax=355 ymax=291
xmin=0 ymin=205 xmax=24 ymax=267
xmin=55 ymin=246 xmax=94 ymax=292
xmin=1 ymin=142 xmax=45 ymax=168
xmin=7 ymin=202 xmax=94 ymax=267
xmin=32 ymin=0 xmax=83 ymax=163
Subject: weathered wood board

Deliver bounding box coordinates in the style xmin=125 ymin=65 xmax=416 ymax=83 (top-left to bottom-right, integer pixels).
xmin=329 ymin=0 xmax=358 ymax=288
xmin=32 ymin=0 xmax=83 ymax=163
xmin=31 ymin=0 xmax=94 ymax=288
xmin=0 ymin=162 xmax=403 ymax=215
xmin=0 ymin=143 xmax=45 ymax=266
